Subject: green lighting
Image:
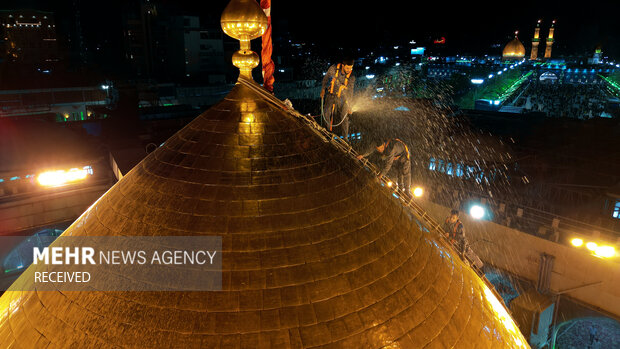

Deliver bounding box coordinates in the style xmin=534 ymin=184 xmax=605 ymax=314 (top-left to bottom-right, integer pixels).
xmin=600 ymin=74 xmax=620 ymax=96
xmin=4 ymin=267 xmax=23 ymax=273
xmin=456 ymin=69 xmax=531 ymax=109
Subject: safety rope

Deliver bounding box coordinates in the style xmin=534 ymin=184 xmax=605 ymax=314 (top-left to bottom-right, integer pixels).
xmin=394 ymin=138 xmax=411 ymax=160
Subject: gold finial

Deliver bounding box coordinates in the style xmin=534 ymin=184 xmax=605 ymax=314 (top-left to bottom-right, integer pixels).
xmin=221 ymin=0 xmax=268 ymax=80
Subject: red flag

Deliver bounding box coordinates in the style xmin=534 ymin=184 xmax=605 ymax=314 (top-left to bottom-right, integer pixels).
xmin=260 ymin=0 xmax=275 ymax=93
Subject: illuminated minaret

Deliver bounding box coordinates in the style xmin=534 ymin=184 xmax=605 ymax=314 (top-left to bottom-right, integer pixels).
xmin=530 ymin=19 xmax=541 ymax=60
xmin=544 ymin=20 xmax=556 ymax=59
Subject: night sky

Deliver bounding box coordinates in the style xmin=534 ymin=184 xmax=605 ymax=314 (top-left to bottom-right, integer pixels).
xmin=192 ymin=0 xmax=620 ymax=56
xmin=2 ymin=0 xmax=620 ymax=57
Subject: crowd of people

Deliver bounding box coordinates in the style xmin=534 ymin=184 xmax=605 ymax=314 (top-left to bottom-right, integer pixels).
xmin=515 ymin=81 xmax=611 ymax=119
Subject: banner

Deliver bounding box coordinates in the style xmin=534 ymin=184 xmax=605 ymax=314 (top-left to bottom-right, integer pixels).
xmin=260 ymin=0 xmax=275 ymax=93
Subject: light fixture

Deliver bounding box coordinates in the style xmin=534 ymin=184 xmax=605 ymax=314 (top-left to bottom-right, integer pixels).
xmin=412 ymin=187 xmax=424 ymax=198
xmin=469 ymin=205 xmax=485 ymax=220
xmin=594 ymin=245 xmax=615 ymax=258
xmin=37 ymin=166 xmax=92 ymax=187
xmin=570 ymin=238 xmax=583 ymax=247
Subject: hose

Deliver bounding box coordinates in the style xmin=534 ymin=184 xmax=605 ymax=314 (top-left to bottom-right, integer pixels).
xmin=321 ymin=95 xmax=348 ymax=129
xmin=320 ymin=96 xmax=324 ymax=128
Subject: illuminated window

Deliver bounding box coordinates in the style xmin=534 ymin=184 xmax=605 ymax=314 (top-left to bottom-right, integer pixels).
xmin=429 ymin=157 xmax=436 ymax=170
xmin=455 ymin=164 xmax=464 ymax=177
xmin=437 ymin=159 xmax=445 ymax=173
xmin=613 ymin=201 xmax=620 ymax=219
xmin=464 ymin=166 xmax=474 ymax=179
xmin=446 ymin=163 xmax=453 ymax=176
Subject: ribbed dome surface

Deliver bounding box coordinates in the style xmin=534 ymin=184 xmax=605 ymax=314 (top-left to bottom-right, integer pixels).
xmin=503 ymin=37 xmax=526 ymax=58
xmin=0 ymin=79 xmax=528 ymax=348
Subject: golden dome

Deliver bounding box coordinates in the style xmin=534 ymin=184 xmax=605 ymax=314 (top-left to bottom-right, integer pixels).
xmin=0 ymin=77 xmax=529 ymax=348
xmin=0 ymin=1 xmax=529 ymax=347
xmin=503 ymin=36 xmax=526 ymax=59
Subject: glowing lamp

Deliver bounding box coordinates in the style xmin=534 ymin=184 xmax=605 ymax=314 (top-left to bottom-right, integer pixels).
xmin=412 ymin=187 xmax=424 ymax=198
xmin=386 ymin=181 xmax=393 ymax=188
xmin=594 ymin=246 xmax=615 ymax=258
xmin=469 ymin=205 xmax=485 ymax=220
xmin=471 ymin=79 xmax=484 ymax=84
xmin=585 ymin=242 xmax=597 ymax=251
xmin=570 ymin=238 xmax=583 ymax=247
xmin=37 ymin=167 xmax=91 ymax=187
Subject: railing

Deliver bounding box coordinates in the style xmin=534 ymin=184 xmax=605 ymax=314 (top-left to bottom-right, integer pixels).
xmin=0 ymin=178 xmax=112 ymax=206
xmin=439 ymin=187 xmax=620 ymax=245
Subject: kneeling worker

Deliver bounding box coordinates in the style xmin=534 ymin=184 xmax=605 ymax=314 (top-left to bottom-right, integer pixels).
xmin=357 ymin=138 xmax=411 ymax=191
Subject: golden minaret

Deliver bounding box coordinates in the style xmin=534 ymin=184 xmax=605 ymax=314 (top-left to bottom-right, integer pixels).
xmin=530 ymin=19 xmax=541 ymax=60
xmin=544 ymin=20 xmax=556 ymax=59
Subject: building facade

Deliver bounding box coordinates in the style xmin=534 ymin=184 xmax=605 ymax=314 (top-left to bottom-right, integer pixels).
xmin=0 ymin=9 xmax=58 ymax=66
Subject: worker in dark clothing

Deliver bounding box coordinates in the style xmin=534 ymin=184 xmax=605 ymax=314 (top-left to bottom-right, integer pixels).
xmin=321 ymin=57 xmax=355 ymax=141
xmin=357 ymin=138 xmax=411 ymax=191
xmin=444 ymin=209 xmax=466 ymax=254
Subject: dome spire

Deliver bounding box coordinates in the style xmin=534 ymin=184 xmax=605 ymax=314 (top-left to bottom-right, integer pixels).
xmin=220 ymin=0 xmax=268 ymax=80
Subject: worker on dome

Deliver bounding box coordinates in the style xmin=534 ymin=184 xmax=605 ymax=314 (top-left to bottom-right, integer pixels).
xmin=357 ymin=138 xmax=411 ymax=192
xmin=320 ymin=56 xmax=356 ymax=141
xmin=444 ymin=209 xmax=466 ymax=254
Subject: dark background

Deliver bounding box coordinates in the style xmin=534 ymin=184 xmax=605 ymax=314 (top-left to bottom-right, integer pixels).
xmin=2 ymin=0 xmax=619 ymax=57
